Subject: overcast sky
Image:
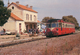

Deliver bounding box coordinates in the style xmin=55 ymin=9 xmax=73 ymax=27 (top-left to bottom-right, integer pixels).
xmin=3 ymin=0 xmax=80 ymax=25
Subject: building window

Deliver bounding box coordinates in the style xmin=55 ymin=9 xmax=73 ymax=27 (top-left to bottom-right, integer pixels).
xmin=34 ymin=25 xmax=36 ymax=29
xmin=30 ymin=24 xmax=32 ymax=29
xmin=12 ymin=6 xmax=14 ymax=9
xmin=19 ymin=23 xmax=21 ymax=34
xmin=26 ymin=14 xmax=29 ymax=20
xmin=30 ymin=15 xmax=32 ymax=21
xmin=34 ymin=15 xmax=36 ymax=21
xmin=19 ymin=23 xmax=21 ymax=27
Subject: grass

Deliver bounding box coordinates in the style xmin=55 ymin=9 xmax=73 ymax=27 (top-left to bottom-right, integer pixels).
xmin=2 ymin=38 xmax=4 ymax=39
xmin=14 ymin=37 xmax=16 ymax=40
xmin=18 ymin=37 xmax=20 ymax=39
xmin=46 ymin=42 xmax=48 ymax=46
xmin=65 ymin=42 xmax=68 ymax=46
xmin=32 ymin=38 xmax=34 ymax=40
xmin=36 ymin=43 xmax=39 ymax=45
xmin=41 ymin=35 xmax=80 ymax=55
xmin=6 ymin=37 xmax=9 ymax=39
xmin=63 ymin=48 xmax=65 ymax=55
xmin=59 ymin=38 xmax=63 ymax=40
xmin=45 ymin=47 xmax=47 ymax=55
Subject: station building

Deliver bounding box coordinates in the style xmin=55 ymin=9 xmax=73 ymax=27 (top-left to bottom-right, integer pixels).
xmin=0 ymin=1 xmax=41 ymax=34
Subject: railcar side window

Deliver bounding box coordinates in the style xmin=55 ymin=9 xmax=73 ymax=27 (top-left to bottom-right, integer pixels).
xmin=66 ymin=24 xmax=67 ymax=27
xmin=63 ymin=23 xmax=64 ymax=27
xmin=52 ymin=23 xmax=56 ymax=27
xmin=57 ymin=23 xmax=58 ymax=27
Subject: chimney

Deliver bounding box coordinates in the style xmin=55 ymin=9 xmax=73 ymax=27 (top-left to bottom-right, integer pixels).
xmin=16 ymin=1 xmax=19 ymax=5
xmin=26 ymin=5 xmax=28 ymax=8
xmin=8 ymin=0 xmax=10 ymax=5
xmin=30 ymin=6 xmax=32 ymax=9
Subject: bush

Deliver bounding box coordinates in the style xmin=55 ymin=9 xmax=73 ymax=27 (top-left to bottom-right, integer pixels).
xmin=16 ymin=33 xmax=20 ymax=37
xmin=78 ymin=27 xmax=80 ymax=31
xmin=24 ymin=30 xmax=27 ymax=33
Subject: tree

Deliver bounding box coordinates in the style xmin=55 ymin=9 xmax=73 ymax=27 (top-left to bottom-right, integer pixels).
xmin=0 ymin=0 xmax=4 ymax=6
xmin=62 ymin=15 xmax=79 ymax=29
xmin=41 ymin=17 xmax=54 ymax=23
xmin=0 ymin=0 xmax=11 ymax=26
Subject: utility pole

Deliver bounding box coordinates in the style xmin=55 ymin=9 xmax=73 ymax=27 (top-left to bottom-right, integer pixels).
xmin=8 ymin=0 xmax=10 ymax=5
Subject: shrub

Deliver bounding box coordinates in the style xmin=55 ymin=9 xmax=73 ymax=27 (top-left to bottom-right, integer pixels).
xmin=16 ymin=33 xmax=20 ymax=37
xmin=24 ymin=30 xmax=27 ymax=33
xmin=79 ymin=28 xmax=80 ymax=31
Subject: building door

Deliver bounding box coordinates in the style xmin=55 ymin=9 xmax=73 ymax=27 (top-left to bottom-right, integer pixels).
xmin=26 ymin=25 xmax=28 ymax=32
xmin=34 ymin=24 xmax=36 ymax=29
xmin=19 ymin=23 xmax=21 ymax=34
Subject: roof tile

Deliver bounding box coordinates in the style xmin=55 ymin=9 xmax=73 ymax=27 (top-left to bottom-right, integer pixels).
xmin=8 ymin=2 xmax=38 ymax=13
xmin=11 ymin=13 xmax=23 ymax=21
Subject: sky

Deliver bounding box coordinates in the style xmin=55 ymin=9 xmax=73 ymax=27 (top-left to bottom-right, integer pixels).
xmin=3 ymin=0 xmax=80 ymax=25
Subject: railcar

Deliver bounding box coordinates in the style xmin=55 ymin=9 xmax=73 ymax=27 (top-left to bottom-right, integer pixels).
xmin=45 ymin=19 xmax=75 ymax=37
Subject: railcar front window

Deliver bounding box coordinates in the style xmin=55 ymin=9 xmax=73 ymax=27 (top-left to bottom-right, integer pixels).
xmin=52 ymin=23 xmax=56 ymax=27
xmin=47 ymin=24 xmax=51 ymax=28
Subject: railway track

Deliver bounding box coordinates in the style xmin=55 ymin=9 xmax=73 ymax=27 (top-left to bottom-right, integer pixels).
xmin=0 ymin=31 xmax=80 ymax=47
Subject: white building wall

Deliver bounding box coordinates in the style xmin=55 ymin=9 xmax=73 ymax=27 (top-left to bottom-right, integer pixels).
xmin=0 ymin=17 xmax=16 ymax=32
xmin=8 ymin=4 xmax=23 ymax=19
xmin=23 ymin=10 xmax=37 ymax=22
xmin=16 ymin=21 xmax=25 ymax=33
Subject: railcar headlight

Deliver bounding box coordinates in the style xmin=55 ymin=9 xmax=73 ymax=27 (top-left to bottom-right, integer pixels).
xmin=56 ymin=29 xmax=58 ymax=31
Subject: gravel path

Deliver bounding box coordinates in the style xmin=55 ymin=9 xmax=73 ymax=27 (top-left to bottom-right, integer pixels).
xmin=0 ymin=33 xmax=80 ymax=55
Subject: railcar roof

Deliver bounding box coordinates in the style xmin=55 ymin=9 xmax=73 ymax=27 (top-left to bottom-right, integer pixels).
xmin=47 ymin=19 xmax=61 ymax=23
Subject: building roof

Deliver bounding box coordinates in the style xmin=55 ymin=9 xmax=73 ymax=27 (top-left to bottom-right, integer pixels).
xmin=37 ymin=20 xmax=41 ymax=23
xmin=11 ymin=13 xmax=23 ymax=21
xmin=8 ymin=2 xmax=38 ymax=13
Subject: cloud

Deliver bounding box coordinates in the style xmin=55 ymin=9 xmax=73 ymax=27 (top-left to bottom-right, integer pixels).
xmin=3 ymin=0 xmax=80 ymax=25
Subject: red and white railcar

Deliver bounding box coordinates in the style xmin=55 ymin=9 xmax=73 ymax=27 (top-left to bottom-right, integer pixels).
xmin=45 ymin=19 xmax=75 ymax=37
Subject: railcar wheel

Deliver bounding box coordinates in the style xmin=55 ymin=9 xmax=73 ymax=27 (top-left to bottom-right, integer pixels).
xmin=46 ymin=36 xmax=51 ymax=38
xmin=46 ymin=36 xmax=49 ymax=37
xmin=71 ymin=32 xmax=73 ymax=34
xmin=56 ymin=35 xmax=59 ymax=37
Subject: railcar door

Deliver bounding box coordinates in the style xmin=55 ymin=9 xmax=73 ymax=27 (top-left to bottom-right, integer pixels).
xmin=62 ymin=23 xmax=65 ymax=34
xmin=59 ymin=23 xmax=62 ymax=35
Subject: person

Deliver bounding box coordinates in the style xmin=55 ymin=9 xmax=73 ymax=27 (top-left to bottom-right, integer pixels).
xmin=43 ymin=29 xmax=45 ymax=33
xmin=40 ymin=28 xmax=42 ymax=32
xmin=36 ymin=28 xmax=39 ymax=34
xmin=3 ymin=28 xmax=6 ymax=34
xmin=30 ymin=28 xmax=32 ymax=34
xmin=33 ymin=28 xmax=36 ymax=34
xmin=28 ymin=29 xmax=31 ymax=33
xmin=32 ymin=28 xmax=34 ymax=35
